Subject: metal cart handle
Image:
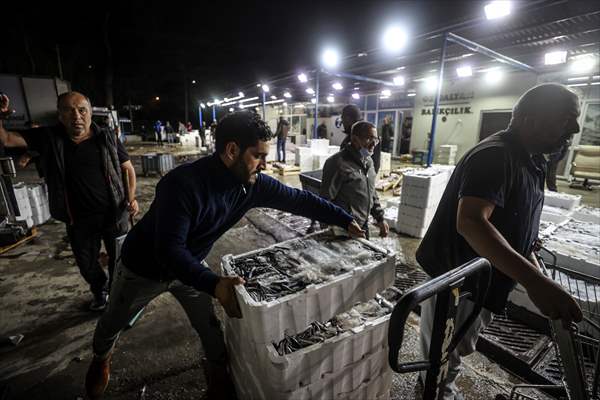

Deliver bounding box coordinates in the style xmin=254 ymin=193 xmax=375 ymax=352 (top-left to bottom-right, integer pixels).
xmin=388 ymin=257 xmax=492 ymax=373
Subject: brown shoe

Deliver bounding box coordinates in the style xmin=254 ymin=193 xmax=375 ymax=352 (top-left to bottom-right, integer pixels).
xmin=85 ymin=354 xmax=111 ymax=399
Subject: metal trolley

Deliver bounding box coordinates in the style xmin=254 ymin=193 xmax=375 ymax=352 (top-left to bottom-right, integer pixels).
xmin=387 ymin=257 xmax=492 ymax=400
xmin=507 ymin=248 xmax=600 ymax=400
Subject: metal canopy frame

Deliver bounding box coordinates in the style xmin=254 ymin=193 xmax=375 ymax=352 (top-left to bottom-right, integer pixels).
xmin=425 ymin=32 xmax=536 ymax=166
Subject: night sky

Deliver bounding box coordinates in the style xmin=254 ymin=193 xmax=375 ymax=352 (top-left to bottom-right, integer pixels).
xmin=1 ymin=1 xmax=481 ymax=123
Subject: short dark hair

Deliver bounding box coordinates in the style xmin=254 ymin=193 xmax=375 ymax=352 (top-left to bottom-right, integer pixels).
xmin=351 ymin=121 xmax=376 ymax=137
xmin=342 ymin=104 xmax=361 ymax=120
xmin=215 ymin=111 xmax=273 ymax=154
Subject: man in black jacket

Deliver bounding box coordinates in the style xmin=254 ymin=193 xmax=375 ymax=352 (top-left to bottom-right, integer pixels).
xmin=0 ymin=92 xmax=138 ymax=311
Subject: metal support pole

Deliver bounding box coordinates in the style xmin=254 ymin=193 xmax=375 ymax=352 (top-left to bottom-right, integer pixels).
xmin=262 ymin=91 xmax=266 ymax=121
xmin=212 ymin=105 xmax=216 ymax=122
xmin=198 ymin=105 xmax=203 ymax=130
xmin=427 ymin=33 xmax=449 ymax=167
xmin=55 ymin=44 xmax=64 ymax=80
xmin=313 ymin=69 xmax=320 ymax=139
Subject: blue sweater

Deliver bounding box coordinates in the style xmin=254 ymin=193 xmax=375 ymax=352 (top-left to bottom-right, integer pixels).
xmin=121 ymin=154 xmax=353 ymax=296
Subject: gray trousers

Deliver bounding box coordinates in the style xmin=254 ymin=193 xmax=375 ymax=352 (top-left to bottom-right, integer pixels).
xmin=420 ymin=295 xmax=493 ymax=400
xmin=92 ymin=261 xmax=227 ymax=363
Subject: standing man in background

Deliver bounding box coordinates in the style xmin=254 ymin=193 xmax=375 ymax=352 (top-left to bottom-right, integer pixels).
xmin=340 ymin=104 xmax=381 ymax=173
xmin=0 ymin=92 xmax=138 ymax=311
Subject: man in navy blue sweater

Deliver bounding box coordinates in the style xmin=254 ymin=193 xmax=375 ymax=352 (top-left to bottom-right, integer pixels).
xmin=85 ymin=111 xmax=364 ymax=399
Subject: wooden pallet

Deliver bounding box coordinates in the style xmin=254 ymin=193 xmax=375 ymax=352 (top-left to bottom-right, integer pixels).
xmin=273 ymin=163 xmax=301 ymax=176
xmin=0 ymin=227 xmax=38 ymax=255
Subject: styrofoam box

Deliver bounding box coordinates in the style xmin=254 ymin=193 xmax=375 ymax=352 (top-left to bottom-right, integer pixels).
xmin=219 ymin=233 xmax=395 ymax=344
xmin=228 ymin=326 xmax=391 ymax=400
xmin=572 ymin=205 xmax=600 ymax=225
xmin=299 ymin=155 xmax=314 ymax=172
xmin=541 ymin=237 xmax=600 ymax=279
xmin=380 ymin=152 xmax=392 ymax=173
xmin=400 ymin=185 xmax=445 ymax=209
xmin=544 ymin=191 xmax=581 ymax=211
xmin=313 ymin=154 xmax=330 ymax=170
xmin=267 ymin=143 xmax=278 ymax=162
xmin=310 ymin=139 xmax=330 ymax=155
xmin=396 ymin=223 xmax=429 ymax=238
xmin=384 ymin=207 xmax=399 ymax=231
xmin=384 ymin=197 xmax=401 ymax=208
xmin=295 ymin=146 xmax=312 ymax=166
xmin=16 ymin=215 xmax=34 ymax=229
xmin=397 ymin=203 xmax=437 ymax=228
xmin=540 ymin=210 xmax=571 ymax=226
xmin=225 ymin=309 xmax=391 ymax=393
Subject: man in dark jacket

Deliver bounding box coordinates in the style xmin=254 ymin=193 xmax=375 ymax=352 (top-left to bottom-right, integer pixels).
xmin=321 ymin=121 xmax=388 ymax=239
xmin=416 ymin=84 xmax=583 ymax=399
xmin=84 ymin=111 xmax=364 ymax=399
xmin=0 ymin=92 xmax=138 ymax=311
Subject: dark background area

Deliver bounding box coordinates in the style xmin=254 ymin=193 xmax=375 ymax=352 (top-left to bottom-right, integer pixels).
xmin=0 ymin=1 xmax=493 ymax=123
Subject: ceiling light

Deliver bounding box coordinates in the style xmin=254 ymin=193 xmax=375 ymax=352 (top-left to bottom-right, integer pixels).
xmin=262 ymin=84 xmax=270 ymax=92
xmin=382 ymin=26 xmax=408 ymax=52
xmin=306 ymin=88 xmax=315 ymax=95
xmin=545 ymin=51 xmax=567 ymax=65
xmin=298 ymin=73 xmax=308 ymax=83
xmin=570 ymin=56 xmax=596 ymax=74
xmin=456 ymin=65 xmax=473 ymax=78
xmin=283 ymin=92 xmax=292 ymax=98
xmin=351 ymin=93 xmax=360 ymax=100
xmin=407 ymin=92 xmax=416 ymax=97
xmin=484 ymin=1 xmax=512 ymax=20
xmin=321 ymin=48 xmax=340 ymax=68
xmin=381 ymin=89 xmax=391 ymax=97
xmin=393 ymin=76 xmax=405 ymax=86
xmin=200 ymin=103 xmax=206 ymax=108
xmin=311 ymin=98 xmax=316 ymax=104
xmin=485 ymin=68 xmax=503 ymax=84
xmin=228 ymin=108 xmax=234 ymax=112
xmin=332 ymin=82 xmax=343 ymax=90
xmin=326 ymin=95 xmax=335 ymax=103
xmin=238 ymin=91 xmax=244 ymax=97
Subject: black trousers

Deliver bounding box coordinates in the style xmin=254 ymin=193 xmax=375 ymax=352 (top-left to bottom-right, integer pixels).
xmin=66 ymin=214 xmax=126 ymax=296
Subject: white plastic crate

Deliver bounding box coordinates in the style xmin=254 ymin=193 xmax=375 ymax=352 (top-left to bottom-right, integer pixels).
xmin=220 ymin=232 xmax=395 ymax=344
xmin=384 ymin=196 xmax=401 ymax=208
xmin=380 ymin=152 xmax=392 ymax=175
xmin=229 ymin=332 xmax=390 ymax=400
xmin=400 ymin=168 xmax=448 ymax=209
xmin=397 ymin=203 xmax=437 ymax=228
xmin=544 ymin=191 xmax=581 ymax=211
xmin=13 ymin=183 xmax=33 ymax=221
xmin=328 ymin=145 xmax=340 ymax=155
xmin=225 ymin=306 xmax=392 ymax=393
xmin=383 ymin=206 xmax=399 ymax=232
xmin=310 ymin=139 xmax=330 ymax=155
xmin=540 ymin=205 xmax=572 ymax=225
xmin=313 ymin=154 xmax=330 ymax=170
xmin=396 ymin=223 xmax=429 ymax=238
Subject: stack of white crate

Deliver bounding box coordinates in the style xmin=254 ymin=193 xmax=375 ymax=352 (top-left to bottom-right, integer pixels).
xmin=396 ymin=168 xmax=451 ymax=238
xmin=311 ymin=139 xmax=332 ymax=170
xmin=27 ymin=183 xmax=51 ymax=225
xmin=379 ymin=152 xmax=392 ymax=176
xmin=540 ymin=191 xmax=581 ymax=225
xmin=295 ymin=146 xmax=313 ymax=172
xmin=13 ymin=183 xmax=34 ymax=228
xmin=437 ymin=145 xmax=457 ymax=165
xmin=220 ymin=232 xmax=396 ymax=400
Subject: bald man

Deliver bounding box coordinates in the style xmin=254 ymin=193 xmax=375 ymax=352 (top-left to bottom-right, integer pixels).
xmin=0 ymin=92 xmax=138 ymax=311
xmin=416 ymin=83 xmax=583 ymax=399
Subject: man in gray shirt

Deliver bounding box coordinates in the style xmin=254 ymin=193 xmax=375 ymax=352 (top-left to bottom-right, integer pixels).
xmin=320 ymin=121 xmax=389 ymax=238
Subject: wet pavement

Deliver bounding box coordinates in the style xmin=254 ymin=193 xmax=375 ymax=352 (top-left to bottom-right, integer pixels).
xmin=1 ymin=145 xmax=598 ymax=399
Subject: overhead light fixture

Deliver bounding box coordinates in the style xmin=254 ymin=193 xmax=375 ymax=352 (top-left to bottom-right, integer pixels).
xmin=382 ymin=26 xmax=408 ymax=52
xmin=407 ymin=92 xmax=416 ymax=97
xmin=270 ymin=95 xmax=277 ymax=100
xmin=393 ymin=76 xmax=405 ymax=86
xmin=239 ymin=96 xmax=260 ymax=103
xmin=485 ymin=67 xmax=503 ymax=84
xmin=306 ymin=88 xmax=315 ymax=95
xmin=155 ymin=96 xmax=160 ymax=101
xmin=425 ymin=76 xmax=438 ymax=91
xmin=214 ymin=99 xmax=222 ymax=105
xmin=332 ymin=82 xmax=343 ymax=90
xmin=567 ymin=76 xmax=590 ymax=81
xmin=238 ymin=91 xmax=244 ymax=97
xmin=192 ymin=80 xmax=196 ymax=84
xmin=484 ymin=1 xmax=512 ymax=20
xmin=283 ymin=102 xmax=287 ymax=106
xmin=321 ymin=48 xmax=340 ymax=68
xmin=200 ymin=103 xmax=206 ymax=108
xmin=256 ymin=83 xmax=262 ymax=87
xmin=262 ymin=84 xmax=270 ymax=92
xmin=570 ymin=56 xmax=596 ymax=74
xmin=567 ymin=83 xmax=589 ymax=88
xmin=545 ymin=51 xmax=567 ymax=65
xmin=456 ymin=65 xmax=473 ymax=78
xmin=228 ymin=107 xmax=234 ymax=112
xmin=283 ymin=92 xmax=292 ymax=98
xmin=264 ymin=99 xmax=285 ymax=105
xmin=326 ymin=95 xmax=335 ymax=103
xmin=311 ymin=98 xmax=317 ymax=104
xmin=298 ymin=73 xmax=308 ymax=83
xmin=352 ymin=93 xmax=360 ymax=100
xmin=381 ymin=89 xmax=391 ymax=97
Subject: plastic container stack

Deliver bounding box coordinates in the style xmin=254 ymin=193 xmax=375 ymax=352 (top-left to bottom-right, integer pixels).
xmin=396 ymin=167 xmax=452 ymax=238
xmin=141 ymin=153 xmax=175 ymax=176
xmin=437 ymin=145 xmax=457 ymax=165
xmin=27 ymin=183 xmax=50 ymax=226
xmin=219 ymin=231 xmax=396 ymax=400
xmin=13 ymin=183 xmax=33 ymax=228
xmin=295 ymin=146 xmax=314 ymax=172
